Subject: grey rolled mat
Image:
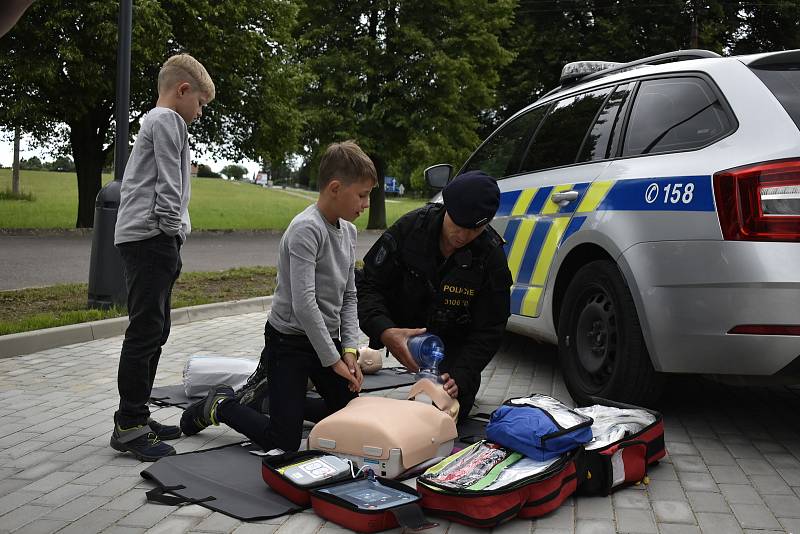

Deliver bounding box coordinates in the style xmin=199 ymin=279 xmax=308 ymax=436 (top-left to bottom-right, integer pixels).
xmin=150 ymin=367 xmax=417 ymax=409
xmin=141 ymin=442 xmax=303 ymax=521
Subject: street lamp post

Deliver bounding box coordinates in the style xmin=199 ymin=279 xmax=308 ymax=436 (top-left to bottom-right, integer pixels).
xmin=87 ymin=0 xmax=132 ymax=309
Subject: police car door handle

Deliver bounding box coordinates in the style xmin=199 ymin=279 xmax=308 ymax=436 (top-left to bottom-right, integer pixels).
xmin=551 ymin=190 xmax=579 ymax=205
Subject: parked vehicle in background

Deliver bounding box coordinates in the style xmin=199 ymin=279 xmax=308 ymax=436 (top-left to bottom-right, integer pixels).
xmin=255 ymin=172 xmax=273 ymax=188
xmin=385 ymin=176 xmax=401 ymax=195
xmin=425 ymin=49 xmax=800 ymax=406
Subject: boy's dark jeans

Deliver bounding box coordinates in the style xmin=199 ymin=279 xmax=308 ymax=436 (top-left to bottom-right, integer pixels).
xmin=115 ymin=232 xmax=182 ymax=428
xmin=261 ymin=322 xmax=357 ymax=452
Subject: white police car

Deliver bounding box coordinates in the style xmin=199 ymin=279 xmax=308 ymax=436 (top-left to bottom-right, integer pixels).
xmin=425 ymin=49 xmax=800 ymax=406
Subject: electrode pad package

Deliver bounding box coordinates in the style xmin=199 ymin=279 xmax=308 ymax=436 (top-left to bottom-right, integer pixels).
xmin=182 ymin=355 xmax=258 ymax=398
xmin=486 ymin=394 xmax=593 ymax=461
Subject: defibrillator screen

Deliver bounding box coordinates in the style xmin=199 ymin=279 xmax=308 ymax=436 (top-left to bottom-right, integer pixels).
xmin=319 ymin=479 xmax=414 ymax=510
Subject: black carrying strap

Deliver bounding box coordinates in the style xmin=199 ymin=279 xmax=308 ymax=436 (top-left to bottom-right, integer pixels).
xmin=146 ymin=485 xmax=216 ymax=507
xmin=390 ymin=503 xmax=438 ymax=531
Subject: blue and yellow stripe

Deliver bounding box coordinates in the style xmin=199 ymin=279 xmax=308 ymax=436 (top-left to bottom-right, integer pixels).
xmin=498 ymin=174 xmax=715 ymax=318
xmin=499 ymin=179 xmax=613 ymax=317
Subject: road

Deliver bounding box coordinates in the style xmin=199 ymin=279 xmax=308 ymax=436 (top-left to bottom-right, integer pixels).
xmin=0 ymin=231 xmax=382 ymax=291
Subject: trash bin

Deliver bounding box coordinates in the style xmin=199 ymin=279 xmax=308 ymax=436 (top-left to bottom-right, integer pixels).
xmin=87 ymin=180 xmax=127 ymax=310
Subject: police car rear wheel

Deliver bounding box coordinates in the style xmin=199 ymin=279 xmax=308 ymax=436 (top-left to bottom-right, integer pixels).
xmin=558 ymin=260 xmax=662 ymax=407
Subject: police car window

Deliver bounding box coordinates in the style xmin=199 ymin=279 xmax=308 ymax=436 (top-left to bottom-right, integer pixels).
xmin=462 ymin=106 xmax=548 ymax=179
xmin=578 ymin=83 xmax=634 ymax=162
xmin=521 ymin=87 xmax=613 ymax=172
xmin=751 ymin=65 xmax=800 ymax=131
xmin=623 ymin=77 xmax=732 ymax=156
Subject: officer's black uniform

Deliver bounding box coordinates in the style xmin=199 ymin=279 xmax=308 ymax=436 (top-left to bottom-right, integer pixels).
xmin=357 ymin=203 xmax=513 ymax=420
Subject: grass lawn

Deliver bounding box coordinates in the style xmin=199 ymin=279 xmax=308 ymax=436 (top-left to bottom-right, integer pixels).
xmin=0 ymin=266 xmax=277 ymax=336
xmin=0 ymin=169 xmax=427 ymax=230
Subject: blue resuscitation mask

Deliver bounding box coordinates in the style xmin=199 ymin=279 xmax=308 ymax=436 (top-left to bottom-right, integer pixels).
xmin=407 ymin=334 xmax=445 ymax=383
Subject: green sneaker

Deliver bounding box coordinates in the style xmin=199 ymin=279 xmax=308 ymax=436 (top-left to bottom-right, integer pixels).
xmin=110 ymin=422 xmax=175 ymax=462
xmin=180 ymin=384 xmax=235 ymax=436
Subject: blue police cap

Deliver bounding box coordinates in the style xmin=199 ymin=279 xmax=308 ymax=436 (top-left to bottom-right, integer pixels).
xmin=442 ymin=170 xmax=500 ymax=228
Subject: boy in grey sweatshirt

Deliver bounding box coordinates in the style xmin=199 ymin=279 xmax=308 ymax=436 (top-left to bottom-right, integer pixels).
xmin=110 ymin=54 xmax=214 ymax=462
xmin=180 ymin=141 xmax=377 ymax=454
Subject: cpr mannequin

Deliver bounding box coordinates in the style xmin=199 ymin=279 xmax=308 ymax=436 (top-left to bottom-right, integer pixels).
xmin=356 ymin=346 xmax=383 ymax=375
xmin=407 ymin=377 xmax=460 ymax=421
xmin=307 ymin=376 xmax=459 ymax=478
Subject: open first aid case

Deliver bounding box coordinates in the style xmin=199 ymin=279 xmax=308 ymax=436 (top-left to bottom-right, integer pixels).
xmin=262 ymin=450 xmax=434 ymax=533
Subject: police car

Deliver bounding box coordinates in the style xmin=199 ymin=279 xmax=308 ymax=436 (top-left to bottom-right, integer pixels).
xmin=424 ymin=49 xmax=800 ymax=406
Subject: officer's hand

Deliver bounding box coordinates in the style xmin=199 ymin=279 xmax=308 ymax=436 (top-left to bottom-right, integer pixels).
xmin=332 ymin=358 xmax=361 ymax=392
xmin=342 ymin=352 xmax=363 ymax=389
xmin=440 ymin=373 xmax=458 ymax=398
xmin=380 ymin=327 xmax=426 ymax=372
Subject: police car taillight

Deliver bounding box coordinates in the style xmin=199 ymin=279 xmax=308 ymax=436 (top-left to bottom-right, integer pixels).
xmin=714 ymin=159 xmax=800 ymax=242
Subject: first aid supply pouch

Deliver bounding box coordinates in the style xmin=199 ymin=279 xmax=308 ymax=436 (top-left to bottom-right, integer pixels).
xmin=182 ymin=355 xmax=257 ymax=398
xmin=486 ymin=394 xmax=593 ymax=461
xmin=416 ymin=440 xmax=581 ymax=528
xmin=574 ymin=397 xmax=665 ymax=495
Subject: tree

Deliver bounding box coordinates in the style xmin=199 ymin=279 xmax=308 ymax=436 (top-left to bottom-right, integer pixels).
xmin=197 ymin=163 xmax=221 ymax=178
xmin=221 ymin=164 xmax=248 ymax=181
xmin=296 ymin=0 xmax=515 ymax=228
xmin=0 ymin=1 xmax=303 ymax=227
xmin=494 ymin=0 xmax=741 ymax=126
xmin=12 ymin=126 xmax=20 ymax=194
xmin=727 ymin=1 xmax=800 ymax=54
xmin=19 ymin=156 xmax=42 ymax=170
xmin=45 ymin=156 xmax=76 ymax=172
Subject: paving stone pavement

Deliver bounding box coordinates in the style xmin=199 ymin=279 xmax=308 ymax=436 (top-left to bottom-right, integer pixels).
xmin=1 ymin=311 xmax=799 ymax=534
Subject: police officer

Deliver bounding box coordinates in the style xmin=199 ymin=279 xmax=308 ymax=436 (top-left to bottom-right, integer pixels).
xmin=357 ymin=171 xmax=513 ymax=421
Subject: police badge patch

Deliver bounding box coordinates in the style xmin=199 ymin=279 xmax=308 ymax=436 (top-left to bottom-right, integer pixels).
xmin=374 ymin=245 xmax=388 ymax=266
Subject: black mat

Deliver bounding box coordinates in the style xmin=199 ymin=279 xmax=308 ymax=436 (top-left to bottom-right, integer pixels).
xmin=141 ymin=442 xmax=304 ymax=520
xmin=150 ymin=367 xmax=417 ymax=409
xmin=140 ymin=419 xmax=489 ymax=521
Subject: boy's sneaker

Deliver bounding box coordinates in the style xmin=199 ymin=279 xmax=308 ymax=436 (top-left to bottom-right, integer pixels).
xmin=236 ymin=373 xmax=269 ymax=413
xmin=148 ymin=419 xmax=181 ymax=440
xmin=180 ymin=384 xmax=235 ymax=436
xmin=235 ymin=358 xmax=270 ymax=412
xmin=110 ymin=423 xmax=175 ymax=462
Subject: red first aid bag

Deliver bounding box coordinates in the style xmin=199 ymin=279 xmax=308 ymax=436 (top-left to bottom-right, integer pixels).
xmin=416 ymin=440 xmax=582 ymax=528
xmin=575 ymin=398 xmax=666 ymax=496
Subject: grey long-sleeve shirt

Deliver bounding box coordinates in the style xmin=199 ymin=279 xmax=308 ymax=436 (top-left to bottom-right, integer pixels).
xmin=115 ymin=107 xmax=191 ymax=245
xmin=268 ymin=204 xmax=359 ymax=367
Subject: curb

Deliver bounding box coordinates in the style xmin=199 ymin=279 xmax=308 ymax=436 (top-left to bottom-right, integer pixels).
xmin=0 ymin=296 xmax=273 ymax=359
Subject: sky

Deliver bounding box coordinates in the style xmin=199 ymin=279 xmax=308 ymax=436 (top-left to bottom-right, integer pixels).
xmin=0 ymin=129 xmax=262 ymax=179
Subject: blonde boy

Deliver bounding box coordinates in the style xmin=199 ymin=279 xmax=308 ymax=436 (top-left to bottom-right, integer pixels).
xmin=111 ymin=54 xmax=214 ymax=461
xmin=180 ymin=141 xmax=377 ymax=454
